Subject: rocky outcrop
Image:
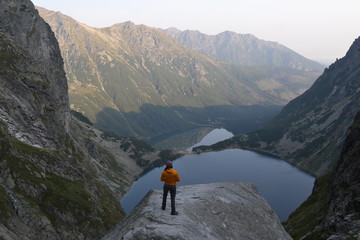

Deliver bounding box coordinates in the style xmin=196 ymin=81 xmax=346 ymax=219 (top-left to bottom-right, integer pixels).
xmin=0 ymin=0 xmax=69 ymax=149
xmin=283 ymin=112 xmax=360 ymax=239
xmin=0 ymin=118 xmax=129 ymax=240
xmin=324 ymin=111 xmax=360 ymax=239
xmin=195 ymin=36 xmax=360 ymax=176
xmin=102 ymin=182 xmax=292 ymax=240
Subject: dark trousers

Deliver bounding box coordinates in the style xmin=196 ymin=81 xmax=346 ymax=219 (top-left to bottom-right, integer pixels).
xmin=162 ymin=184 xmax=176 ymax=213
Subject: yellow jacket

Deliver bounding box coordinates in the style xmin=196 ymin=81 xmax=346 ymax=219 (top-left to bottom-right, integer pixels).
xmin=160 ymin=168 xmax=180 ymax=186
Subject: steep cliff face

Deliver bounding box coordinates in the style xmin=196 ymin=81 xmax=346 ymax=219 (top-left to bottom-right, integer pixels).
xmin=253 ymin=37 xmax=360 ymax=175
xmin=283 ymin=112 xmax=360 ymax=239
xmin=195 ymin=37 xmax=360 ymax=176
xmin=0 ymin=1 xmax=164 ymax=239
xmin=102 ymin=182 xmax=292 ymax=240
xmin=324 ymin=112 xmax=360 ymax=239
xmin=0 ymin=0 xmax=69 ymax=149
xmin=0 ymin=1 xmax=122 ymax=239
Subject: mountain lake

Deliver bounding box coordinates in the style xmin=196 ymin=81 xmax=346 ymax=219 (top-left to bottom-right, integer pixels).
xmin=120 ymin=128 xmax=315 ymax=221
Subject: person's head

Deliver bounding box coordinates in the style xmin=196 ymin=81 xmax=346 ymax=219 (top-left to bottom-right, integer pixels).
xmin=166 ymin=161 xmax=173 ymax=169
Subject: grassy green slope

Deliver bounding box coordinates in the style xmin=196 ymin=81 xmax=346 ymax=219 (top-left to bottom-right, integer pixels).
xmin=0 ymin=121 xmax=123 ymax=238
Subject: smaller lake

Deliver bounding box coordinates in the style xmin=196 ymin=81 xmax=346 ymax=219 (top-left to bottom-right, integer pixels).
xmin=121 ymin=129 xmax=315 ymax=221
xmin=187 ymin=128 xmax=234 ymax=151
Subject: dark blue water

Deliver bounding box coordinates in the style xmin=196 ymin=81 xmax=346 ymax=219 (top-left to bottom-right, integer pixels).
xmin=121 ymin=129 xmax=315 ymax=221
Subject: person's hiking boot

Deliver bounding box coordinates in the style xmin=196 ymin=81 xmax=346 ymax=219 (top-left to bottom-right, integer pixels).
xmin=171 ymin=211 xmax=178 ymax=215
xmin=161 ymin=206 xmax=165 ymax=210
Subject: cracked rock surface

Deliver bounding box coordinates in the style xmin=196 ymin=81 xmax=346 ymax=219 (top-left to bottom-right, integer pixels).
xmin=103 ymin=182 xmax=292 ymax=240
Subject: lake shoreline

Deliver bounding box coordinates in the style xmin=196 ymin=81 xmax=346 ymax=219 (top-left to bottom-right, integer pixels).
xmin=120 ymin=129 xmax=315 ymax=222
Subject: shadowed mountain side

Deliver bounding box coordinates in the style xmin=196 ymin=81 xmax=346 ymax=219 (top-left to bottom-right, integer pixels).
xmin=94 ymin=104 xmax=282 ymax=146
xmin=0 ymin=2 xmax=194 ymax=238
xmin=283 ymin=112 xmax=360 ymax=240
xmin=37 ymin=8 xmax=321 ymax=143
xmin=194 ymin=37 xmax=360 ymax=176
xmin=0 ymin=1 xmax=155 ymax=238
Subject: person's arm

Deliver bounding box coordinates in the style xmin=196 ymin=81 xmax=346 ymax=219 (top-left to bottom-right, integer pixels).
xmin=160 ymin=171 xmax=165 ymax=182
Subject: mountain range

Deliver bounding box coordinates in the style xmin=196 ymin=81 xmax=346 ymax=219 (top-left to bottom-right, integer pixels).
xmin=1 ymin=1 xmax=359 ymax=239
xmin=191 ymin=36 xmax=360 ymax=239
xmin=194 ymin=37 xmax=360 ymax=176
xmin=163 ymin=28 xmax=324 ymax=71
xmin=37 ymin=7 xmax=322 ymax=144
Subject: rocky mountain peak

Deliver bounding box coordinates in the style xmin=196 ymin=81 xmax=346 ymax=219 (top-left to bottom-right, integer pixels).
xmin=107 ymin=21 xmax=186 ymax=58
xmin=163 ymin=27 xmax=183 ymax=35
xmin=163 ymin=28 xmax=324 ymax=71
xmin=341 ymin=36 xmax=360 ymax=62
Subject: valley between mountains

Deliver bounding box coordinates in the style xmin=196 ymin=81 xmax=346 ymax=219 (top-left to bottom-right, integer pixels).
xmin=1 ymin=1 xmax=359 ymax=239
xmin=37 ymin=7 xmax=322 ymax=145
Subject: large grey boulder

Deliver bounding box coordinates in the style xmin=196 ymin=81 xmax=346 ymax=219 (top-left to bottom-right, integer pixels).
xmin=103 ymin=182 xmax=292 ymax=240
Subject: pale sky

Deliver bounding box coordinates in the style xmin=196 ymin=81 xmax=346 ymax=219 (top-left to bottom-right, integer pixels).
xmin=31 ymin=0 xmax=360 ymax=65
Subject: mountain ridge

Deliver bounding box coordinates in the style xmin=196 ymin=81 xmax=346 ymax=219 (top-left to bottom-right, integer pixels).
xmin=37 ymin=7 xmax=321 ymax=142
xmin=194 ymin=36 xmax=360 ymax=176
xmin=162 ymin=27 xmax=325 ymax=71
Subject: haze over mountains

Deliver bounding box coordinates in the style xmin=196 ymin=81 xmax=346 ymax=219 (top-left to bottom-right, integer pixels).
xmin=163 ymin=28 xmax=325 ymax=71
xmin=195 ymin=37 xmax=360 ymax=176
xmin=1 ymin=1 xmax=359 ymax=239
xmin=37 ymin=7 xmax=322 ymax=145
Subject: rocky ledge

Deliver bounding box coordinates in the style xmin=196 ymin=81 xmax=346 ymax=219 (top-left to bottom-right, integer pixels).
xmin=102 ymin=182 xmax=292 ymax=240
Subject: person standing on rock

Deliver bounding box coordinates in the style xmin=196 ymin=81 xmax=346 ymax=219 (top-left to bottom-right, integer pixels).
xmin=160 ymin=160 xmax=180 ymax=215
